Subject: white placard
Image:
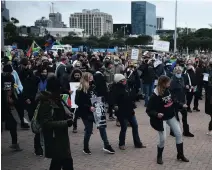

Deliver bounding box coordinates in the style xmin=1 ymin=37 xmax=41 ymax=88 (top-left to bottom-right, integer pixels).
xmin=69 ymin=82 xmax=80 ymax=108
xmin=203 ymin=73 xmax=209 ymax=82
xmin=131 ymin=49 xmax=139 ymax=60
xmin=153 ymin=40 xmax=170 ymax=52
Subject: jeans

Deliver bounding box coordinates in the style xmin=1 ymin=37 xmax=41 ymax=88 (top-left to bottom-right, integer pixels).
xmin=49 ymin=157 xmax=74 ymax=170
xmin=143 ymin=83 xmax=154 ymax=106
xmin=158 ymin=117 xmax=182 ymax=148
xmin=118 ymin=115 xmax=141 ymax=146
xmin=82 ymin=117 xmax=110 ymax=149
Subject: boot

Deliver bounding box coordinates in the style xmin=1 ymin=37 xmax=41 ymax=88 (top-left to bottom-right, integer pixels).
xmin=170 ymin=129 xmax=175 ymax=137
xmin=176 ymin=143 xmax=189 ymax=162
xmin=9 ymin=144 xmax=23 ymax=152
xmin=157 ymin=146 xmax=164 ymax=164
xmin=183 ymin=124 xmax=194 ymax=137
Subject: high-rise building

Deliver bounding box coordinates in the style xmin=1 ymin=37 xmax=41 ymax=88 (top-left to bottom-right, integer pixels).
xmin=1 ymin=0 xmax=10 ymax=21
xmin=69 ymin=9 xmax=113 ymax=37
xmin=157 ymin=17 xmax=164 ymax=30
xmin=35 ymin=17 xmax=52 ymax=28
xmin=131 ymin=1 xmax=156 ymax=36
xmin=49 ymin=12 xmax=64 ymax=28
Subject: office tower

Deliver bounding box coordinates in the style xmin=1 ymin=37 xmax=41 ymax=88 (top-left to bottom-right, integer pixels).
xmin=131 ymin=1 xmax=156 ymax=36
xmin=157 ymin=17 xmax=164 ymax=30
xmin=69 ymin=9 xmax=113 ymax=37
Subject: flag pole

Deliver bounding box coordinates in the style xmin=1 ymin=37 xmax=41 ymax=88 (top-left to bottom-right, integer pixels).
xmin=174 ymin=0 xmax=178 ymax=53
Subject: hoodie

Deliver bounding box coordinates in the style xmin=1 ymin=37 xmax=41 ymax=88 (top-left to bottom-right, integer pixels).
xmin=146 ymin=88 xmax=178 ymax=131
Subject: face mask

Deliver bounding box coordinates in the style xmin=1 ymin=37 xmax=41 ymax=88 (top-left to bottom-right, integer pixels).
xmin=114 ymin=61 xmax=119 ymax=65
xmin=175 ymin=73 xmax=182 ymax=78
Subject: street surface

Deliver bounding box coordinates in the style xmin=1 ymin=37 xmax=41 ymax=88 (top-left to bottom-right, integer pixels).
xmin=2 ymin=99 xmax=212 ymax=170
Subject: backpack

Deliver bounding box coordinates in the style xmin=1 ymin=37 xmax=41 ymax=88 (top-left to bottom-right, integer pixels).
xmin=31 ymin=102 xmax=42 ymax=134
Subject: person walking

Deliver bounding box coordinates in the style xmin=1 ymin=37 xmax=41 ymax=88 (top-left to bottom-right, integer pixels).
xmin=205 ymin=60 xmax=212 ymax=136
xmin=38 ymin=76 xmax=74 ymax=170
xmin=75 ymin=72 xmax=115 ymax=155
xmin=169 ymin=66 xmax=194 ymax=137
xmin=146 ymin=75 xmax=189 ymax=165
xmin=111 ymin=74 xmax=146 ymax=150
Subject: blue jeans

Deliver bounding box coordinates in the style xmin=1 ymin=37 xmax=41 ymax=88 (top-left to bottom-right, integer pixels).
xmin=82 ymin=117 xmax=110 ymax=149
xmin=118 ymin=115 xmax=141 ymax=146
xmin=158 ymin=117 xmax=182 ymax=148
xmin=143 ymin=83 xmax=154 ymax=106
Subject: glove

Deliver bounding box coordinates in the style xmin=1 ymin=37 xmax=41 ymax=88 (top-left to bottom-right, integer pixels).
xmin=67 ymin=119 xmax=73 ymax=127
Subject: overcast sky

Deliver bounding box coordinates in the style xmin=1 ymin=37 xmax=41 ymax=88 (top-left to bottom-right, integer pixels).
xmin=6 ymin=0 xmax=212 ymax=30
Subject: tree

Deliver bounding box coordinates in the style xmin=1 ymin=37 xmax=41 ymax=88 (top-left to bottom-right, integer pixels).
xmin=11 ymin=17 xmax=19 ymax=25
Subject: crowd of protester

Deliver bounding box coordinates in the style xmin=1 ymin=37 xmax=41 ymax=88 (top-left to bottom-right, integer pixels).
xmin=1 ymin=48 xmax=212 ymax=169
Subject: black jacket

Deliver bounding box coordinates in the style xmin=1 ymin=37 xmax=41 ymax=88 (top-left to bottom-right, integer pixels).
xmin=139 ymin=63 xmax=155 ymax=84
xmin=170 ymin=76 xmax=186 ymax=105
xmin=37 ymin=91 xmax=71 ymax=159
xmin=146 ymin=88 xmax=183 ymax=131
xmin=110 ymin=83 xmax=135 ymax=119
xmin=75 ymin=84 xmax=96 ymax=120
xmin=184 ymin=69 xmax=197 ymax=92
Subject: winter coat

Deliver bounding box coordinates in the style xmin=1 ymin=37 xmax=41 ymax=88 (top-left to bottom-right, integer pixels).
xmin=75 ymin=84 xmax=96 ymax=120
xmin=184 ymin=69 xmax=197 ymax=92
xmin=170 ymin=76 xmax=186 ymax=105
xmin=110 ymin=83 xmax=135 ymax=119
xmin=139 ymin=63 xmax=155 ymax=84
xmin=104 ymin=68 xmax=114 ymax=85
xmin=37 ymin=91 xmax=72 ymax=159
xmin=112 ymin=64 xmax=124 ymax=74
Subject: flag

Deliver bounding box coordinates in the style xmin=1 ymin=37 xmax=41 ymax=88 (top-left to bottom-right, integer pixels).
xmin=26 ymin=41 xmax=41 ymax=57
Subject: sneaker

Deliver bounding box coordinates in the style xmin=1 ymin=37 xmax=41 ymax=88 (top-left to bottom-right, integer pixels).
xmin=119 ymin=145 xmax=126 ymax=150
xmin=83 ymin=148 xmax=91 ymax=155
xmin=9 ymin=144 xmax=23 ymax=152
xmin=206 ymin=131 xmax=212 ymax=136
xmin=21 ymin=123 xmax=30 ymax=129
xmin=72 ymin=127 xmax=78 ymax=133
xmin=109 ymin=116 xmax=116 ymax=121
xmin=193 ymin=107 xmax=200 ymax=112
xmin=103 ymin=145 xmax=115 ymax=154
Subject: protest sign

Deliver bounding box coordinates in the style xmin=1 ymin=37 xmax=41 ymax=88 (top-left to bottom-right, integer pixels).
xmin=90 ymin=97 xmax=107 ymax=128
xmin=69 ymin=82 xmax=80 ymax=108
xmin=131 ymin=49 xmax=139 ymax=60
xmin=153 ymin=40 xmax=170 ymax=52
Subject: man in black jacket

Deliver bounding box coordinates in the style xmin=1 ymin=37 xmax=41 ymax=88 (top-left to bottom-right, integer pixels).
xmin=170 ymin=66 xmax=194 ymax=137
xmin=139 ymin=57 xmax=155 ymax=107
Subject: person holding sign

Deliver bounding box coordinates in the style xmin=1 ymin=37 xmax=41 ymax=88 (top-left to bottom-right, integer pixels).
xmin=75 ymin=72 xmax=115 ymax=155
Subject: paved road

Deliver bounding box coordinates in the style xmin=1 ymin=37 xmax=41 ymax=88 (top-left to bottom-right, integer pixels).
xmin=2 ymin=99 xmax=212 ymax=170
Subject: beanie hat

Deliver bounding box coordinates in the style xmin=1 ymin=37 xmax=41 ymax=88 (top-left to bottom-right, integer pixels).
xmin=3 ymin=64 xmax=13 ymax=73
xmin=114 ymin=74 xmax=125 ymax=83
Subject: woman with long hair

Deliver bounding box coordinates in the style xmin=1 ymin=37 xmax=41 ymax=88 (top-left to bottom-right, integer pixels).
xmin=75 ymin=72 xmax=115 ymax=155
xmin=146 ymin=75 xmax=189 ymax=165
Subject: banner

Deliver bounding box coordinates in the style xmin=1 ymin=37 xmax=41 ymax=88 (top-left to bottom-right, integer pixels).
xmin=90 ymin=97 xmax=107 ymax=128
xmin=131 ymin=49 xmax=139 ymax=60
xmin=153 ymin=40 xmax=170 ymax=52
xmin=69 ymin=82 xmax=80 ymax=108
